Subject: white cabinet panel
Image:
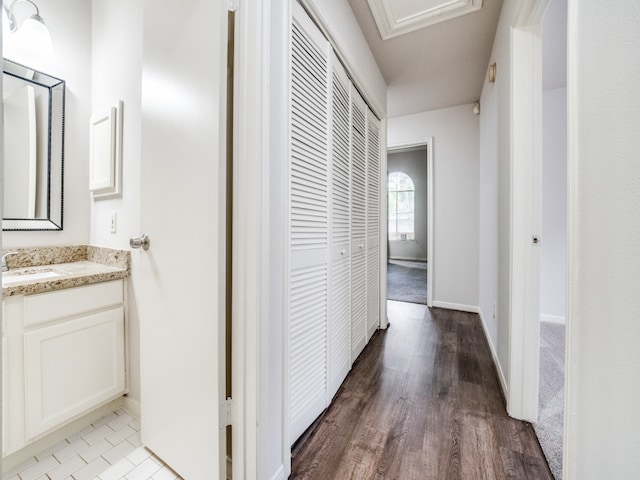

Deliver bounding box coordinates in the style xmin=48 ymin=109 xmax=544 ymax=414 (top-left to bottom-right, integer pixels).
xmin=24 ymin=281 xmax=123 ymax=329
xmin=24 ymin=306 xmax=125 ymax=440
xmin=3 ymin=295 xmax=27 ymax=457
xmin=2 ymin=336 xmax=7 ymax=457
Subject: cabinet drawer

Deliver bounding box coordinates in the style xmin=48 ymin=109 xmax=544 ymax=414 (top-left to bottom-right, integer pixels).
xmin=24 ymin=280 xmax=123 ymax=329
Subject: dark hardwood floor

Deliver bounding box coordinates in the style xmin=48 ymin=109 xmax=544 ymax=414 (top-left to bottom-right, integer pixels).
xmin=290 ymin=301 xmax=552 ymax=480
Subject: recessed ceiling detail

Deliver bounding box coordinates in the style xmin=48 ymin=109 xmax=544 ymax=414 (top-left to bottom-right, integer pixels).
xmin=367 ymin=0 xmax=483 ymax=40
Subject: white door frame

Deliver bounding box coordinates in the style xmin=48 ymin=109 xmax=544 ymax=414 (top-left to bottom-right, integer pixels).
xmin=507 ymin=0 xmax=548 ymax=422
xmin=230 ymin=1 xmax=269 ymax=479
xmin=387 ymin=138 xmax=434 ymax=308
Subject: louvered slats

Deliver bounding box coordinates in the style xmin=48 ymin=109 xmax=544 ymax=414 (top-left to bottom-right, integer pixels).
xmin=288 ymin=5 xmax=383 ymax=445
xmin=350 ymin=89 xmax=368 ymax=361
xmin=367 ymin=116 xmax=381 ymax=238
xmin=289 ymin=18 xmax=329 ymax=442
xmin=351 ymin=96 xmax=367 ymax=243
xmin=290 ymin=24 xmax=328 ymax=251
xmin=328 ymin=58 xmax=352 ymax=399
xmin=290 ymin=264 xmax=327 ymax=425
xmin=367 ymin=115 xmax=381 ymax=339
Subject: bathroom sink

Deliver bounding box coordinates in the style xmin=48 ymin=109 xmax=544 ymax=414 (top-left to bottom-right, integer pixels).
xmin=2 ymin=268 xmax=62 ymax=286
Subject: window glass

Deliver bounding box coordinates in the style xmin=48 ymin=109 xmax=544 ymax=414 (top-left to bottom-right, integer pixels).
xmin=388 ymin=172 xmax=415 ymax=241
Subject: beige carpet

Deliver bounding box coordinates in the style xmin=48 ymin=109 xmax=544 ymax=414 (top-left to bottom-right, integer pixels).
xmin=534 ymin=321 xmax=565 ymax=479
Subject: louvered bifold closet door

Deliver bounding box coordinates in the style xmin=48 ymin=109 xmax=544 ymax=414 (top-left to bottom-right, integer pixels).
xmin=328 ymin=53 xmax=352 ymax=400
xmin=350 ymin=87 xmax=368 ymax=362
xmin=289 ymin=4 xmax=330 ymax=444
xmin=366 ymin=112 xmax=381 ymax=340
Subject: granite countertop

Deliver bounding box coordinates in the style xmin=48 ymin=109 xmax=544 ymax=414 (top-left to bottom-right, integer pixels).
xmin=2 ymin=245 xmax=130 ymax=298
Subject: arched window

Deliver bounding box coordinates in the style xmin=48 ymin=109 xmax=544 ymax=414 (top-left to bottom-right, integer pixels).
xmin=388 ymin=171 xmax=415 ymax=241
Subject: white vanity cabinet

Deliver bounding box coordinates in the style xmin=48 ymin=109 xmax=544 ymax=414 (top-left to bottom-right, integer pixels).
xmin=3 ymin=279 xmax=126 ymax=456
xmin=2 ymin=321 xmax=7 ymax=457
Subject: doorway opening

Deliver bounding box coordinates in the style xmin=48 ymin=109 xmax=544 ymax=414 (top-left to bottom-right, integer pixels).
xmin=225 ymin=8 xmax=235 ymax=480
xmin=534 ymin=0 xmax=568 ymax=477
xmin=386 ymin=140 xmax=433 ymax=307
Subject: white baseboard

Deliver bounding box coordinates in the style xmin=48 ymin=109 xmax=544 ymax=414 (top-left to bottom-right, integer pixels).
xmin=389 ymin=256 xmax=427 ymax=262
xmin=122 ymin=395 xmax=141 ymax=418
xmin=270 ymin=465 xmax=285 ymax=480
xmin=540 ymin=314 xmax=565 ymax=324
xmin=431 ymin=301 xmax=478 ymax=313
xmin=477 ymin=309 xmax=509 ymax=400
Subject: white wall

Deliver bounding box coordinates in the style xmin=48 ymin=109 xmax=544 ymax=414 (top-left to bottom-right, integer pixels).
xmin=478 ymin=0 xmax=519 ymax=391
xmin=387 ymin=148 xmax=428 ymax=261
xmin=540 ymin=87 xmax=566 ymax=322
xmin=3 ymin=0 xmax=91 ymax=248
xmin=304 ymin=0 xmax=387 ymax=116
xmin=90 ymin=0 xmax=143 ymax=403
xmin=388 ymin=104 xmax=479 ymax=308
xmin=565 ymin=1 xmax=640 ymax=477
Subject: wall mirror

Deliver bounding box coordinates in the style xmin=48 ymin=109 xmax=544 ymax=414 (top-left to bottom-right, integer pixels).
xmin=3 ymin=58 xmax=65 ymax=231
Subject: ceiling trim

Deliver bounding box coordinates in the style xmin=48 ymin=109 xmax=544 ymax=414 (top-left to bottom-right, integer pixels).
xmin=367 ymin=0 xmax=483 ymax=40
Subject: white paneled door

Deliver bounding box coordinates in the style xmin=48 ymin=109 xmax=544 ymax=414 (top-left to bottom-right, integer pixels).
xmin=289 ymin=3 xmax=330 ymax=443
xmin=287 ymin=3 xmax=384 ymax=446
xmin=137 ymin=1 xmax=227 ymax=478
xmin=366 ymin=114 xmax=381 ymax=340
xmin=350 ymin=87 xmax=368 ymax=362
xmin=328 ymin=53 xmax=352 ymax=400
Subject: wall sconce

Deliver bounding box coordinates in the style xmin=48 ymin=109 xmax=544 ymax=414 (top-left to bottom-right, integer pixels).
xmin=472 ymin=102 xmax=480 ymax=115
xmin=2 ymin=0 xmax=53 ymax=59
xmin=488 ymin=63 xmax=497 ymax=83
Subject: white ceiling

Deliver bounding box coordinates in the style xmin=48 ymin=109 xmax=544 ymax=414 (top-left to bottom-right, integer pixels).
xmin=349 ymin=0 xmax=567 ymax=118
xmin=367 ymin=0 xmax=483 ymax=40
xmin=348 ymin=0 xmax=504 ymax=117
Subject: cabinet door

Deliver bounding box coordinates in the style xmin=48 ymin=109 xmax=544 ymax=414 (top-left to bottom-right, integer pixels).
xmin=328 ymin=53 xmax=352 ymax=400
xmin=366 ymin=112 xmax=381 ymax=340
xmin=350 ymin=87 xmax=368 ymax=362
xmin=24 ymin=307 xmax=125 ymax=440
xmin=289 ymin=2 xmax=330 ymax=444
xmin=2 ymin=336 xmax=7 ymax=456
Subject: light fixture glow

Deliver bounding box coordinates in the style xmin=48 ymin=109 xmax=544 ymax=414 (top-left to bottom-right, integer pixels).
xmin=2 ymin=3 xmax=10 ymax=30
xmin=488 ymin=63 xmax=497 ymax=83
xmin=3 ymin=0 xmax=53 ymax=60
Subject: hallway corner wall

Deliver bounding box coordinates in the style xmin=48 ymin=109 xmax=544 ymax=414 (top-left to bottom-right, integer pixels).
xmin=387 ymin=104 xmax=479 ymax=309
xmin=90 ymin=0 xmax=143 ymax=403
xmin=565 ymin=1 xmax=640 ymax=477
xmin=477 ymin=0 xmax=520 ymax=396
